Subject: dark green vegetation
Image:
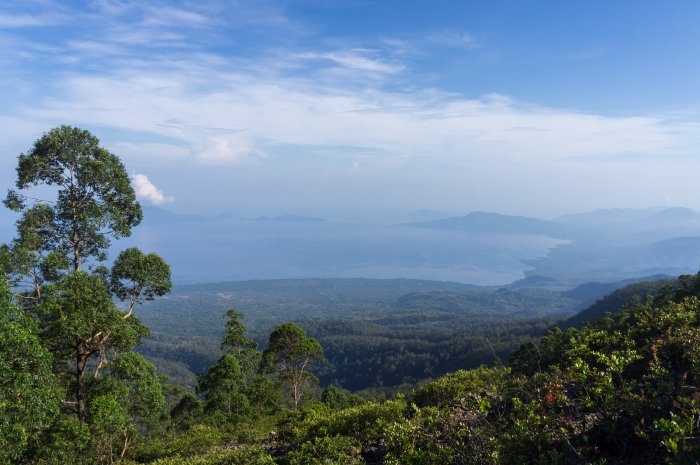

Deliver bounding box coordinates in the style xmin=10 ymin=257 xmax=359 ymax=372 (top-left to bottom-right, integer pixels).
xmin=136 ymin=276 xmax=668 ymax=391
xmin=136 ymin=279 xmax=580 ymax=390
xmin=4 ymin=126 xmax=700 ymax=464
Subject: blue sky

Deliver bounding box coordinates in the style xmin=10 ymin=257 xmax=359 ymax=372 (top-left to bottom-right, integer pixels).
xmin=2 ymin=0 xmax=700 ymax=218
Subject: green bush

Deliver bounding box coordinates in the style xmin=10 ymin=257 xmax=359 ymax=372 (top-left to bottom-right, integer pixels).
xmin=128 ymin=424 xmax=226 ymax=462
xmin=285 ymin=435 xmax=362 ymax=465
xmin=411 ymin=366 xmax=509 ymax=409
xmin=129 ymin=445 xmax=274 ymax=465
xmin=309 ymin=398 xmax=407 ymax=442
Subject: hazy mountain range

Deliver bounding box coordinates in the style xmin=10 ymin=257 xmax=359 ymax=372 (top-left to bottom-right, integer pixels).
xmin=3 ymin=206 xmax=700 ymax=286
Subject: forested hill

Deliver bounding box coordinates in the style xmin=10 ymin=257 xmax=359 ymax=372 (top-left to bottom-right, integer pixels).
xmin=136 ymin=276 xmax=667 ymax=391
xmin=136 ymin=278 xmax=580 ymax=389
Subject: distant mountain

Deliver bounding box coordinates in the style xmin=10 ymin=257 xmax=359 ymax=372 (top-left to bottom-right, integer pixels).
xmin=645 ymin=236 xmax=700 ymax=267
xmin=406 ymin=211 xmax=570 ymax=237
xmin=649 ymin=207 xmax=700 ymax=221
xmin=556 ymin=207 xmax=663 ymax=225
xmin=556 ymin=207 xmax=700 ymax=231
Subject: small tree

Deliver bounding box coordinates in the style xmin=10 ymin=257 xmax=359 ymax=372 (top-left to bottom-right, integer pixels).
xmin=197 ymin=309 xmax=258 ymax=421
xmin=221 ymin=309 xmax=259 ymax=378
xmin=261 ymin=323 xmax=324 ymax=409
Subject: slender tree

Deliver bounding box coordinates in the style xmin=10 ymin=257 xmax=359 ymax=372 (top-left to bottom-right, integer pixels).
xmin=261 ymin=322 xmax=324 ymax=408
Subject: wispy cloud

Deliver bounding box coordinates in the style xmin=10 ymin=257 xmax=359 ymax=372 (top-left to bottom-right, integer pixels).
xmin=22 ymin=64 xmax=694 ymax=171
xmin=141 ymin=5 xmax=215 ymax=28
xmin=297 ymin=49 xmax=404 ymax=74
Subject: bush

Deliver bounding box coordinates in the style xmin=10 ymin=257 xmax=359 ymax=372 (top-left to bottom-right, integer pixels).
xmin=130 ymin=445 xmax=274 ymax=465
xmin=308 ymin=398 xmax=407 ymax=442
xmin=285 ymin=436 xmax=362 ymax=465
xmin=128 ymin=424 xmax=226 ymax=462
xmin=411 ymin=366 xmax=509 ymax=408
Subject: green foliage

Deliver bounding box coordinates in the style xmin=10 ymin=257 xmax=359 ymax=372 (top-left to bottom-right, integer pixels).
xmin=33 ymin=417 xmax=93 ymax=465
xmin=300 ymin=399 xmax=406 ymax=444
xmin=100 ymin=352 xmax=167 ymax=429
xmin=285 ymin=435 xmax=363 ymax=465
xmin=89 ymin=394 xmax=135 ymax=464
xmin=9 ymin=125 xmax=141 ymax=246
xmin=276 ymin=402 xmax=334 ymax=444
xmin=195 ymin=309 xmax=269 ymax=425
xmin=0 ymin=282 xmax=61 ymax=465
xmin=170 ymin=393 xmax=203 ymax=431
xmin=128 ymin=424 xmax=226 ymax=463
xmin=321 ymin=384 xmax=351 ymax=409
xmin=111 ymin=248 xmax=172 ymax=314
xmin=222 ymin=309 xmax=258 ymax=357
xmin=262 ymin=322 xmax=324 ymax=408
xmin=36 ymin=271 xmax=151 ymax=421
xmin=130 ymin=445 xmax=274 ymax=465
xmin=197 ymin=354 xmax=250 ymax=421
xmin=382 ymin=407 xmax=455 ymax=465
xmin=412 ymin=366 xmax=509 ymax=409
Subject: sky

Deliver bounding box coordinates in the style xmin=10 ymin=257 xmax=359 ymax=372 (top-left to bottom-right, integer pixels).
xmin=2 ymin=0 xmax=700 ymax=219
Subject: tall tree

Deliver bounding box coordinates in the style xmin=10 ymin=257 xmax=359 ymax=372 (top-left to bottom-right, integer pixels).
xmin=261 ymin=323 xmax=324 ymax=409
xmin=1 ymin=126 xmax=171 ymax=463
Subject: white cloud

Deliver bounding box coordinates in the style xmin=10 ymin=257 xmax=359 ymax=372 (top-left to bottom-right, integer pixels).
xmin=131 ymin=173 xmax=174 ymax=205
xmin=21 ymin=65 xmax=698 ymax=174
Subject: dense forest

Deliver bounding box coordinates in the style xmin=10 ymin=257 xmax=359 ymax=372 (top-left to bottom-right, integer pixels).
xmin=3 ymin=126 xmax=700 ymax=464
xmin=135 ymin=279 xmax=583 ymax=390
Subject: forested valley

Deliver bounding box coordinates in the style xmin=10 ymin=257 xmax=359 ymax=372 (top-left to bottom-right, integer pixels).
xmin=3 ymin=126 xmax=700 ymax=465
